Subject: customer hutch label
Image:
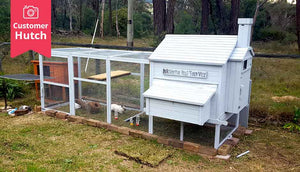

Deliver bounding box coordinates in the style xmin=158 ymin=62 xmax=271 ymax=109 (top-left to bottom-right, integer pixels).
xmin=163 ymin=68 xmax=208 ymax=79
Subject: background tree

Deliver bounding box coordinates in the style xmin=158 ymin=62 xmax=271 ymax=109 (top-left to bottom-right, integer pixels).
xmin=297 ymin=0 xmax=300 ymax=52
xmin=166 ymin=0 xmax=176 ymax=34
xmin=153 ymin=0 xmax=166 ymax=36
xmin=230 ymin=0 xmax=240 ymax=34
xmin=215 ymin=0 xmax=226 ymax=34
xmin=201 ymin=0 xmax=210 ymax=34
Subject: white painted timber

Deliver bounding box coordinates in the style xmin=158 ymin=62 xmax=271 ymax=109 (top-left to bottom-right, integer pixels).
xmin=143 ymin=79 xmax=217 ymax=106
xmin=149 ymin=35 xmax=237 ymax=65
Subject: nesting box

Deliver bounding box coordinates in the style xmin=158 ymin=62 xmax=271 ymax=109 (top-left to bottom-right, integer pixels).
xmin=143 ymin=18 xmax=254 ymax=148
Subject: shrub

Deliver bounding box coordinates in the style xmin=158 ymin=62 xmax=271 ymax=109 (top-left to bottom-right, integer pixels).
xmin=283 ymin=107 xmax=300 ymax=133
xmin=0 ymin=79 xmax=25 ymax=101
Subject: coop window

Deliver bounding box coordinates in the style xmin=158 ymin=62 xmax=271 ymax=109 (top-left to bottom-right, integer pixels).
xmin=243 ymin=60 xmax=248 ymax=70
xmin=37 ymin=65 xmax=50 ymax=76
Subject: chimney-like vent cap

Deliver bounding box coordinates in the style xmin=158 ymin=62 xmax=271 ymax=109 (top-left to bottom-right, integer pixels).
xmin=238 ymin=18 xmax=253 ymax=25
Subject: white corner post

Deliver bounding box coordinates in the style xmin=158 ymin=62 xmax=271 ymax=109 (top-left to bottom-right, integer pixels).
xmin=39 ymin=54 xmax=45 ymax=110
xmin=77 ymin=57 xmax=82 ymax=99
xmin=106 ymin=58 xmax=111 ymax=124
xmin=140 ymin=63 xmax=145 ymax=111
xmin=68 ymin=55 xmax=75 ymax=115
xmin=214 ymin=124 xmax=221 ymax=149
xmin=180 ymin=122 xmax=184 ymax=141
xmin=237 ymin=18 xmax=253 ymax=48
xmin=149 ymin=115 xmax=153 ymax=134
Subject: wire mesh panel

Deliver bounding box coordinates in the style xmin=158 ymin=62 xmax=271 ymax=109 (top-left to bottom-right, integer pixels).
xmin=74 ymin=81 xmax=107 ymax=122
xmin=43 ymin=84 xmax=70 ymax=113
xmin=42 ymin=57 xmax=70 ymax=85
xmin=220 ymin=114 xmax=238 ymax=142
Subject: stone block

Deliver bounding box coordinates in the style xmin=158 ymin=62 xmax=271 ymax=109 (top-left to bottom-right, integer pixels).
xmin=56 ymin=112 xmax=68 ymax=119
xmin=45 ymin=110 xmax=57 ymax=117
xmin=217 ymin=144 xmax=232 ymax=156
xmin=183 ymin=141 xmax=201 ymax=152
xmin=168 ymin=138 xmax=184 ymax=148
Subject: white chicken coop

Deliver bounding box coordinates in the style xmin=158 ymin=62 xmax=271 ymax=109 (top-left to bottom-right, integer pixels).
xmin=144 ymin=18 xmax=254 ymax=148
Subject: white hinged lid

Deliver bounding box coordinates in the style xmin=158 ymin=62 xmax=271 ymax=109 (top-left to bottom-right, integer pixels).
xmin=143 ymin=79 xmax=217 ymax=106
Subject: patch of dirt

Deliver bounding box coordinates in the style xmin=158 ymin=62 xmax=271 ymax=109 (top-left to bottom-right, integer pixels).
xmin=272 ymin=96 xmax=300 ymax=103
xmin=249 ymin=108 xmax=294 ymax=125
xmin=114 ymin=150 xmax=171 ymax=167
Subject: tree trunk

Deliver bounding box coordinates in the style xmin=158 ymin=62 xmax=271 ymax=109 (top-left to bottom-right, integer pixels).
xmin=116 ymin=0 xmax=120 ymax=38
xmin=0 ymin=54 xmax=3 ymax=73
xmin=2 ymin=79 xmax=7 ymax=110
xmin=297 ymin=0 xmax=300 ymax=53
xmin=216 ymin=0 xmax=226 ymax=34
xmin=166 ymin=0 xmax=176 ymax=34
xmin=251 ymin=0 xmax=267 ymax=43
xmin=153 ymin=0 xmax=166 ymax=36
xmin=229 ymin=0 xmax=240 ymax=34
xmin=201 ymin=0 xmax=209 ymax=34
xmin=51 ymin=0 xmax=57 ymax=32
xmin=79 ymin=0 xmax=83 ymax=30
xmin=108 ymin=0 xmax=113 ymax=36
xmin=67 ymin=0 xmax=73 ymax=31
xmin=100 ymin=0 xmax=105 ymax=38
xmin=63 ymin=0 xmax=67 ymax=29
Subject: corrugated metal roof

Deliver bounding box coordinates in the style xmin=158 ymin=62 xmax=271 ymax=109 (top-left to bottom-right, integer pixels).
xmin=149 ymin=35 xmax=238 ymax=65
xmin=143 ymin=79 xmax=217 ymax=106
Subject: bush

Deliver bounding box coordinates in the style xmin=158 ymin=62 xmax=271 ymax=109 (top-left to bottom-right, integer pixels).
xmin=0 ymin=0 xmax=10 ymax=41
xmin=257 ymin=27 xmax=286 ymax=41
xmin=174 ymin=11 xmax=196 ymax=34
xmin=0 ymin=79 xmax=25 ymax=101
xmin=283 ymin=107 xmax=300 ymax=133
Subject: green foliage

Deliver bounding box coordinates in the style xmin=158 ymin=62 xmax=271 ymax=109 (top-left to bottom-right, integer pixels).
xmin=81 ymin=8 xmax=97 ymax=35
xmin=133 ymin=12 xmax=153 ymax=38
xmin=283 ymin=107 xmax=300 ymax=133
xmin=174 ymin=11 xmax=196 ymax=34
xmin=0 ymin=0 xmax=10 ymax=41
xmin=0 ymin=79 xmax=25 ymax=101
xmin=293 ymin=107 xmax=300 ymax=124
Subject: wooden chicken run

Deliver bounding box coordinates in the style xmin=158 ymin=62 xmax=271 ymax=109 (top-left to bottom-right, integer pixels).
xmin=38 ymin=18 xmax=254 ymax=149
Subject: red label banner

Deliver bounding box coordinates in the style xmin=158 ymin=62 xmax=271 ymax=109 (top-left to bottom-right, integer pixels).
xmin=10 ymin=0 xmax=51 ymax=58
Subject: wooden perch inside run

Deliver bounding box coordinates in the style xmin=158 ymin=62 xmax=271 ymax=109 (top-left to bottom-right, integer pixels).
xmin=88 ymin=70 xmax=131 ymax=81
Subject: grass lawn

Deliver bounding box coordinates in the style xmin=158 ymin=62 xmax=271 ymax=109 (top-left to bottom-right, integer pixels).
xmin=0 ymin=113 xmax=299 ymax=171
